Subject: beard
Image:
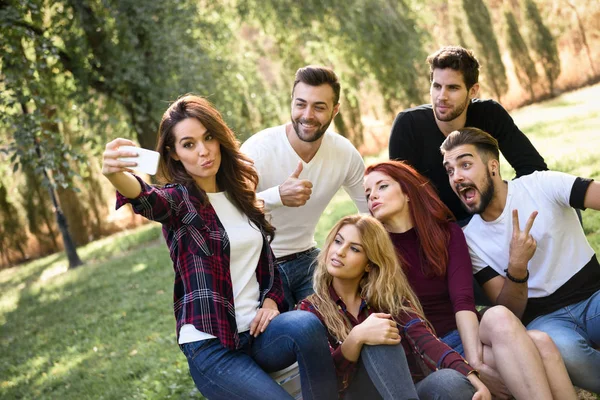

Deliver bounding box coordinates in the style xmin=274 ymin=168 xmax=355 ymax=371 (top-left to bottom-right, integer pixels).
xmin=433 ymin=94 xmax=470 ymax=122
xmin=458 ymin=170 xmax=495 ymax=215
xmin=291 ymin=114 xmax=334 ymax=143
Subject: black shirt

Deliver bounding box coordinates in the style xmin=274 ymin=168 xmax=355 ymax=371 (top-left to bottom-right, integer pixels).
xmin=389 ymin=99 xmax=548 ymax=221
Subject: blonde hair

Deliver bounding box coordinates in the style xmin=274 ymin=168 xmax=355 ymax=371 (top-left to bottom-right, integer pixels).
xmin=308 ymin=215 xmax=427 ymax=342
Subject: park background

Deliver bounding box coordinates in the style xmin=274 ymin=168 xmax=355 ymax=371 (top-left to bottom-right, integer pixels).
xmin=1 ymin=0 xmax=599 ymax=398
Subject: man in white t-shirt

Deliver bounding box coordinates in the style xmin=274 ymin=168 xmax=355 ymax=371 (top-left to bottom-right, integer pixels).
xmin=241 ymin=66 xmax=368 ymax=310
xmin=440 ymin=127 xmax=600 ymax=392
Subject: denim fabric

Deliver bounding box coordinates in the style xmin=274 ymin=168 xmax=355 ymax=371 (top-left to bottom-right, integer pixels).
xmin=277 ymin=248 xmax=320 ymax=310
xmin=181 ymin=310 xmax=337 ymax=400
xmin=526 ymin=290 xmax=600 ymax=392
xmin=344 ymin=344 xmax=419 ymax=400
xmin=415 ymin=369 xmax=476 ymax=400
xmin=343 ymin=344 xmax=474 ymax=400
xmin=440 ymin=328 xmax=466 ymax=357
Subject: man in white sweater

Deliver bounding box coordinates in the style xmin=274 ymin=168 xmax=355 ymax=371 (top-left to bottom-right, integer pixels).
xmin=241 ymin=65 xmax=368 ymax=310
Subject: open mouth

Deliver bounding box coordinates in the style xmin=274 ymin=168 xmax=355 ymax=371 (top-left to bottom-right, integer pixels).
xmin=458 ymin=185 xmax=477 ymax=205
xmin=330 ymin=258 xmax=343 ymax=267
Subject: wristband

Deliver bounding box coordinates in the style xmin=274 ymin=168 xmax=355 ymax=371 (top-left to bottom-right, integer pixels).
xmin=504 ymin=268 xmax=529 ymax=283
xmin=466 ymin=369 xmax=480 ymax=378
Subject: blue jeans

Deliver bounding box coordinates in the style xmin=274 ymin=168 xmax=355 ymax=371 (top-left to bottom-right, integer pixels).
xmin=526 ymin=290 xmax=600 ymax=392
xmin=345 ymin=344 xmax=419 ymax=399
xmin=344 ymin=344 xmax=475 ymax=400
xmin=415 ymin=369 xmax=476 ymax=400
xmin=277 ymin=248 xmax=319 ymax=310
xmin=440 ymin=329 xmax=465 ymax=357
xmin=181 ymin=310 xmax=337 ymax=400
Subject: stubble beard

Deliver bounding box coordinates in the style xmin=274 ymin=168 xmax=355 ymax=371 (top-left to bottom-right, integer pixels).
xmin=434 ymin=94 xmax=470 ymax=123
xmin=462 ymin=170 xmax=495 ymax=215
xmin=291 ymin=114 xmax=334 ymax=143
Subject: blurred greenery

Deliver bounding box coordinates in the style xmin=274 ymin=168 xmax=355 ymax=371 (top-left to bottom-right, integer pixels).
xmin=1 ymin=0 xmax=600 ymax=266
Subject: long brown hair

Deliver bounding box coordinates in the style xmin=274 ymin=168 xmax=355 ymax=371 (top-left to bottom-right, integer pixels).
xmin=155 ymin=95 xmax=275 ymax=238
xmin=308 ymin=215 xmax=426 ymax=342
xmin=365 ymin=161 xmax=454 ymax=277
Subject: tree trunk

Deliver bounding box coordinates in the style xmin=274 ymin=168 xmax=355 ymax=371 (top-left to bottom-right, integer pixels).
xmin=564 ymin=0 xmax=596 ymax=77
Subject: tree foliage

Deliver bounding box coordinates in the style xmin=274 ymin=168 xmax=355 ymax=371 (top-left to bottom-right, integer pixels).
xmin=504 ymin=9 xmax=539 ymax=100
xmin=0 ymin=0 xmax=598 ymax=266
xmin=522 ymin=0 xmax=561 ymax=95
xmin=462 ymin=0 xmax=508 ymax=100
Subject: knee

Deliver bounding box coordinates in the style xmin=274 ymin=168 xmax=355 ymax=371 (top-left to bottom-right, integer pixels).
xmin=480 ymin=305 xmax=524 ymax=340
xmin=282 ymin=310 xmax=327 ymax=344
xmin=527 ymin=330 xmax=562 ymax=363
xmin=419 ymin=369 xmax=474 ymax=400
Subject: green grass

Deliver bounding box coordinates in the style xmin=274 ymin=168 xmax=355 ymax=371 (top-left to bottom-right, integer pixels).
xmin=1 ymin=224 xmax=201 ymax=399
xmin=2 ymin=84 xmax=600 ymax=399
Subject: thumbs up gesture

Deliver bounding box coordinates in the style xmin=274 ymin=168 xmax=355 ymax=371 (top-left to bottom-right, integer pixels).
xmin=279 ymin=161 xmax=313 ymax=207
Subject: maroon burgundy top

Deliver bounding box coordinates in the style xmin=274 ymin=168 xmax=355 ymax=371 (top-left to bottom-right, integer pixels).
xmin=389 ymin=222 xmax=478 ymax=337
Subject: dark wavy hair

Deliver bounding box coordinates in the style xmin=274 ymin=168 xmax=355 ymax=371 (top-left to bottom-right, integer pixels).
xmin=155 ymin=95 xmax=275 ymax=239
xmin=365 ymin=161 xmax=454 ymax=277
xmin=427 ymin=46 xmax=480 ymax=90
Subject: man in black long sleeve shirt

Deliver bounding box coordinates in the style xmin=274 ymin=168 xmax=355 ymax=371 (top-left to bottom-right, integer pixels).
xmin=389 ymin=46 xmax=547 ymax=221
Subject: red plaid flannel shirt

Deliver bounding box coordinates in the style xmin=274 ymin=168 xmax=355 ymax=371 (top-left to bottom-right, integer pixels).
xmin=297 ymin=286 xmax=474 ymax=396
xmin=116 ymin=175 xmax=286 ymax=349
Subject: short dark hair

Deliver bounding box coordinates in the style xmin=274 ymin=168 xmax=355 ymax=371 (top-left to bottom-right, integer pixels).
xmin=427 ymin=46 xmax=480 ymax=90
xmin=292 ymin=65 xmax=341 ymax=105
xmin=440 ymin=127 xmax=500 ymax=162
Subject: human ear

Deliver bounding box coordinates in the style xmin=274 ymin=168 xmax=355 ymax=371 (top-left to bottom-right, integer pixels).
xmin=469 ymin=83 xmax=480 ymax=99
xmin=167 ymin=146 xmax=180 ymax=161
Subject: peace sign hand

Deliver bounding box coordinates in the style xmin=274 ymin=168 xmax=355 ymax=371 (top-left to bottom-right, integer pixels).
xmin=508 ymin=209 xmax=538 ymax=274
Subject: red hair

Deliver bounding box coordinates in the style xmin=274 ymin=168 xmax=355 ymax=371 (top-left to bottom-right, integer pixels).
xmin=365 ymin=161 xmax=455 ymax=277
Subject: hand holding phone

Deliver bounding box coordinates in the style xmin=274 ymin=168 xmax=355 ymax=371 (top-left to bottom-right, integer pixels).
xmin=118 ymin=146 xmax=160 ymax=175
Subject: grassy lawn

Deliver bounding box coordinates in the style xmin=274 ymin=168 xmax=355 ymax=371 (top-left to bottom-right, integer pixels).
xmin=1 ymin=84 xmax=599 ymax=399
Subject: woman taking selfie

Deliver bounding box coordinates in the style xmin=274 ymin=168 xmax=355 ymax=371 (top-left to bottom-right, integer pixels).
xmin=102 ymin=95 xmax=337 ymax=400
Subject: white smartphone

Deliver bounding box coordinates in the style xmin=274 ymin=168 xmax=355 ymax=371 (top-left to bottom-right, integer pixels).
xmin=119 ymin=146 xmax=160 ymax=175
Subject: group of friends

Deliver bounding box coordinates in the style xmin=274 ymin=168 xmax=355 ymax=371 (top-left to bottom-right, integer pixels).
xmin=101 ymin=46 xmax=600 ymax=399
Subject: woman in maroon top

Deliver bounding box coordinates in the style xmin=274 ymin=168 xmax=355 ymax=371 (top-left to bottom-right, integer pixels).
xmin=364 ymin=161 xmax=576 ymax=400
xmin=298 ymin=214 xmax=490 ymax=399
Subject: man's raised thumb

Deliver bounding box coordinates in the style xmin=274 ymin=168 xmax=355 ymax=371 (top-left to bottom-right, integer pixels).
xmin=290 ymin=160 xmax=303 ymax=178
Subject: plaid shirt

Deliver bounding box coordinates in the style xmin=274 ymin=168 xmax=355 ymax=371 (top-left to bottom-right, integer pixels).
xmin=297 ymin=286 xmax=474 ymax=396
xmin=116 ymin=175 xmax=286 ymax=349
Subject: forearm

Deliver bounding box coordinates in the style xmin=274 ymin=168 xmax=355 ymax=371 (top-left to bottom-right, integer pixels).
xmin=106 ymin=172 xmax=142 ymax=199
xmin=495 ymin=264 xmax=528 ymax=318
xmin=340 ymin=327 xmax=364 ymax=363
xmin=455 ymin=310 xmax=483 ymax=366
xmin=256 ymin=186 xmax=283 ymax=212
